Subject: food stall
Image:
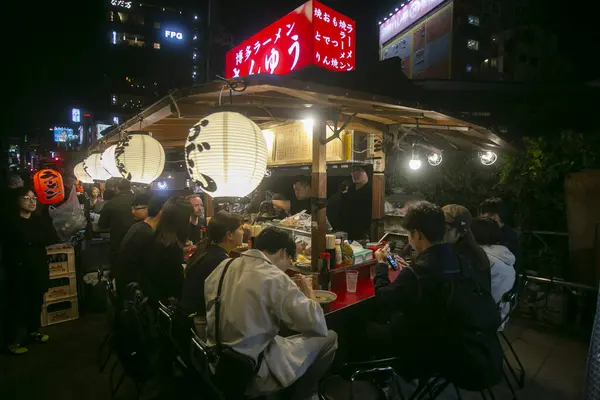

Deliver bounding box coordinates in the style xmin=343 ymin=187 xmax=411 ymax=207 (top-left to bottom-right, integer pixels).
xmin=95 ymin=70 xmax=515 ymax=313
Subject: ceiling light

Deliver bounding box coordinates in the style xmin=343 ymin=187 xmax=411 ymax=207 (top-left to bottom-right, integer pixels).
xmin=409 ymin=145 xmax=421 ymax=170
xmin=427 ymin=152 xmax=443 ymax=166
xmin=395 ymin=8 xmax=399 ymax=11
xmin=479 ymin=150 xmax=498 ymax=166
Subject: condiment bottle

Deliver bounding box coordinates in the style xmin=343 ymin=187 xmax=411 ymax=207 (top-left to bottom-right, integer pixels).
xmin=319 ymin=252 xmax=331 ymax=291
xmin=335 ymin=239 xmax=342 ymax=266
xmin=326 ymin=234 xmax=336 ymax=268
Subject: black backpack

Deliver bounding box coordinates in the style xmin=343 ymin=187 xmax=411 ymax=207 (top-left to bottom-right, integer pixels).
xmin=409 ymin=260 xmax=504 ymax=391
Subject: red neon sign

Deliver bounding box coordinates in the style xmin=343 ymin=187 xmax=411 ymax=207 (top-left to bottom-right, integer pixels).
xmin=225 ymin=0 xmax=356 ymax=79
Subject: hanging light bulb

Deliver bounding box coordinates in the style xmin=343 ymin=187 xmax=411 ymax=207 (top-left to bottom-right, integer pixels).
xmin=479 ymin=150 xmax=498 ymax=166
xmin=427 ymin=152 xmax=443 ymax=166
xmin=409 ymin=145 xmax=421 ymax=170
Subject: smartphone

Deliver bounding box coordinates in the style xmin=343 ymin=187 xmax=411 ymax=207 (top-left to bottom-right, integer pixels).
xmin=387 ymin=253 xmax=399 ymax=270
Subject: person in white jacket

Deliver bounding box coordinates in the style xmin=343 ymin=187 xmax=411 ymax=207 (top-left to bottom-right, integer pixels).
xmin=204 ymin=227 xmax=337 ymax=400
xmin=472 ymin=217 xmax=516 ymax=328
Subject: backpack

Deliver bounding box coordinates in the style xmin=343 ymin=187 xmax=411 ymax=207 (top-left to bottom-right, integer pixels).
xmin=113 ymin=283 xmax=159 ymax=383
xmin=409 ymin=259 xmax=504 ymax=391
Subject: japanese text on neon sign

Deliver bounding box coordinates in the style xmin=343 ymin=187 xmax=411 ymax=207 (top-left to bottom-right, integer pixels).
xmin=110 ymin=0 xmax=132 ymax=9
xmin=224 ymin=0 xmax=356 ymax=79
xmin=312 ymin=1 xmax=356 ymax=72
xmin=165 ymin=30 xmax=183 ymax=40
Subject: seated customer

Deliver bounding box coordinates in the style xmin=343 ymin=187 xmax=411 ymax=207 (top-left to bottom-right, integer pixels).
xmin=479 ymin=198 xmax=520 ymax=272
xmin=141 ymin=196 xmax=192 ymax=305
xmin=471 ymin=217 xmax=516 ymax=327
xmin=115 ymin=194 xmax=167 ymax=296
xmin=181 ymin=212 xmax=244 ymax=334
xmin=373 ymin=201 xmax=460 ymax=378
xmin=443 ymin=204 xmax=491 ymax=289
xmin=204 ymin=227 xmax=337 ymax=400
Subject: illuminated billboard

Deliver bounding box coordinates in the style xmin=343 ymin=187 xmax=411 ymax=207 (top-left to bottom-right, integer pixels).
xmin=97 ymin=124 xmax=111 ymax=140
xmin=225 ymin=0 xmax=355 ymax=79
xmin=53 ymin=127 xmax=77 ymax=143
xmin=379 ymin=0 xmax=447 ymax=45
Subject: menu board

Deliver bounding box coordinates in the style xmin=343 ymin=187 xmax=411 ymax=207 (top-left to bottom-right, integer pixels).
xmin=271 ymin=121 xmax=346 ymax=165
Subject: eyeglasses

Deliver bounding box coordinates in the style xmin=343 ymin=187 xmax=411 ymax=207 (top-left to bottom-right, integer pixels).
xmin=21 ymin=196 xmax=37 ymax=202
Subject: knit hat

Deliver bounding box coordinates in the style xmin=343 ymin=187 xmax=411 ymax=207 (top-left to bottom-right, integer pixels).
xmin=442 ymin=204 xmax=472 ymax=233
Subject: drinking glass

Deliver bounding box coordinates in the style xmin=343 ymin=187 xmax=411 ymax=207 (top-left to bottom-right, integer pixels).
xmin=346 ymin=270 xmax=359 ymax=293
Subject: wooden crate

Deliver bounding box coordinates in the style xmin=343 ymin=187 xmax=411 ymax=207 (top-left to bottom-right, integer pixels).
xmin=46 ymin=244 xmax=76 ymax=276
xmin=44 ymin=273 xmax=77 ymax=302
xmin=41 ymin=295 xmax=79 ymax=327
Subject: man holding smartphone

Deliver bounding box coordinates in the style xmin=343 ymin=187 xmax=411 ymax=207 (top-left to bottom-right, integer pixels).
xmin=370 ymin=201 xmax=460 ymax=378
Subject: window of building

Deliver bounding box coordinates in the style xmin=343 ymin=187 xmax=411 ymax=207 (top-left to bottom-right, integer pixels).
xmin=466 ymin=64 xmax=473 ymax=72
xmin=490 ymin=58 xmax=498 ymax=68
xmin=154 ymin=22 xmax=160 ymax=29
xmin=154 ymin=43 xmax=161 ymax=50
xmin=113 ymin=32 xmax=145 ymax=47
xmin=467 ymin=39 xmax=480 ymax=50
xmin=468 ymin=15 xmax=480 ymax=26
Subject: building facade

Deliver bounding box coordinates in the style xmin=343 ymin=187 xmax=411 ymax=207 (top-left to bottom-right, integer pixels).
xmin=378 ymin=0 xmax=570 ymax=82
xmin=104 ymin=0 xmax=206 ymax=125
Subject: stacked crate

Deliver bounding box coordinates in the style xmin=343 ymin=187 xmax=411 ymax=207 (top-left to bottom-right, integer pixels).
xmin=42 ymin=244 xmax=79 ymax=327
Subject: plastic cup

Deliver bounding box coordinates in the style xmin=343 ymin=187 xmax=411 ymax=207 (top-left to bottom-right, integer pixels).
xmin=346 ymin=270 xmax=359 ymax=293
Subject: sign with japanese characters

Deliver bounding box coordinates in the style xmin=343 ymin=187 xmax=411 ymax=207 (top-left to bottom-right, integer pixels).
xmin=225 ymin=0 xmax=356 ymax=79
xmin=110 ymin=0 xmax=132 ymax=9
xmin=379 ymin=0 xmax=446 ymax=45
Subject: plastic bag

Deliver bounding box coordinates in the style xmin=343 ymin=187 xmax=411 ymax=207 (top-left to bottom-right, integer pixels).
xmin=49 ymin=185 xmax=87 ymax=241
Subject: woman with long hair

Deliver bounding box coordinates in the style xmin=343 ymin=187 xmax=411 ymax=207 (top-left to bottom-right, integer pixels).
xmin=3 ymin=187 xmax=59 ymax=355
xmin=181 ymin=212 xmax=243 ymax=315
xmin=141 ymin=196 xmax=193 ymax=304
xmin=442 ymin=204 xmax=491 ymax=289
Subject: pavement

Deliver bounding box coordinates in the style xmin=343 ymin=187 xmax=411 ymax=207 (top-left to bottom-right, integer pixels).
xmin=0 ymin=312 xmax=589 ymax=400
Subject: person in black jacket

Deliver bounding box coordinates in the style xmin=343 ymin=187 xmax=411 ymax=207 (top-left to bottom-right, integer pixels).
xmin=371 ymin=201 xmax=460 ymax=378
xmin=99 ymin=179 xmax=136 ymax=271
xmin=115 ymin=194 xmax=168 ymax=297
xmin=3 ymin=187 xmax=60 ymax=355
xmin=141 ymin=196 xmax=192 ymax=305
xmin=181 ymin=212 xmax=244 ymax=334
xmin=479 ymin=198 xmax=520 ymax=272
xmin=442 ymin=204 xmax=491 ymax=289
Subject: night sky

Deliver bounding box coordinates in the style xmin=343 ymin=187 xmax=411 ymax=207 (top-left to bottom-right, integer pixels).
xmin=5 ymin=0 xmax=596 ymax=138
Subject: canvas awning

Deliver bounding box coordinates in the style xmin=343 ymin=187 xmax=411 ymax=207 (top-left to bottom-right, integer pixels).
xmin=97 ymin=67 xmax=515 ymax=153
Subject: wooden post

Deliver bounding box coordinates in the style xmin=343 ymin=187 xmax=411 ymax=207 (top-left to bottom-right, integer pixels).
xmin=204 ymin=193 xmax=214 ymax=218
xmin=371 ymin=146 xmax=386 ymax=241
xmin=311 ymin=118 xmax=327 ymax=272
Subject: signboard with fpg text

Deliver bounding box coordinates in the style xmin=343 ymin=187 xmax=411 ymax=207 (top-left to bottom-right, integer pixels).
xmin=225 ymin=0 xmax=355 ymax=78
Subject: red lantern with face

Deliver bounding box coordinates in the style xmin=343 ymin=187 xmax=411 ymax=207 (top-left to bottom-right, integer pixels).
xmin=33 ymin=169 xmax=65 ymax=205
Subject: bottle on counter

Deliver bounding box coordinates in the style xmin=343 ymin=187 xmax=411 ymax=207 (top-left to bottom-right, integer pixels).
xmin=319 ymin=252 xmax=331 ymax=291
xmin=335 ymin=239 xmax=342 ymax=266
xmin=326 ymin=234 xmax=337 ymax=268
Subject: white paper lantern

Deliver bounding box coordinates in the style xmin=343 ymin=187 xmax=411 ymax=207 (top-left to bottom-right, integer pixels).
xmin=185 ymin=111 xmax=268 ymax=198
xmin=74 ymin=162 xmax=94 ymax=183
xmin=83 ymin=153 xmax=111 ymax=181
xmin=115 ymin=133 xmax=165 ymax=184
xmin=101 ymin=144 xmax=121 ymax=178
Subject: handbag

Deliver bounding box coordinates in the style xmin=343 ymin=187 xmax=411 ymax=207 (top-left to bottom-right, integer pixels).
xmin=212 ymin=259 xmax=261 ymax=398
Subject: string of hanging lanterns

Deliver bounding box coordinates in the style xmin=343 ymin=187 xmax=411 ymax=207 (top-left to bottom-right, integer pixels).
xmin=114 ymin=133 xmax=166 ymax=184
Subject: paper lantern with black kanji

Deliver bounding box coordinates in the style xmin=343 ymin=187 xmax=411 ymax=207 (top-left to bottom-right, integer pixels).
xmin=74 ymin=162 xmax=94 ymax=183
xmin=33 ymin=169 xmax=65 ymax=205
xmin=114 ymin=133 xmax=165 ymax=184
xmin=185 ymin=112 xmax=268 ymax=198
xmin=83 ymin=153 xmax=111 ymax=181
xmin=101 ymin=144 xmax=121 ymax=178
